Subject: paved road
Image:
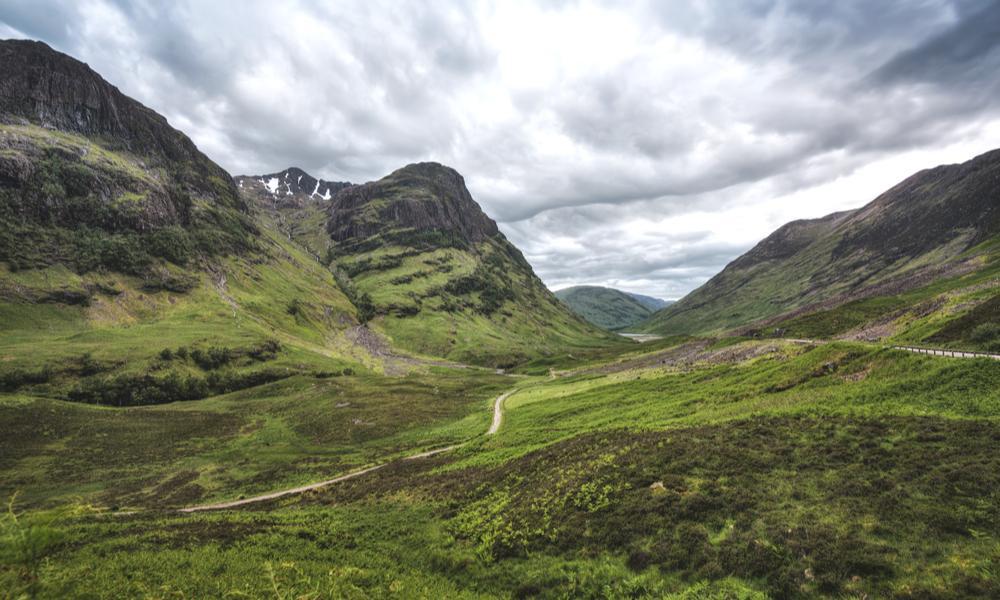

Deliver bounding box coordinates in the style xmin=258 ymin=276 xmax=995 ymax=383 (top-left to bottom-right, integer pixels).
xmin=180 ymin=388 xmax=515 ymax=513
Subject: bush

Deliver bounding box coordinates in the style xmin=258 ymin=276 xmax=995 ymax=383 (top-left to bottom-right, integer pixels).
xmin=190 ymin=346 xmax=233 ymax=370
xmin=970 ymin=322 xmax=1000 ymax=350
xmin=0 ymin=366 xmax=54 ymax=392
xmin=356 ymin=293 xmax=376 ymax=324
xmin=67 ymin=369 xmax=291 ymax=407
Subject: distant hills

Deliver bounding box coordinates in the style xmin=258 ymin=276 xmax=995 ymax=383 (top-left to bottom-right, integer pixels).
xmin=640 ymin=149 xmax=1000 ymax=351
xmin=555 ymin=285 xmax=672 ymax=330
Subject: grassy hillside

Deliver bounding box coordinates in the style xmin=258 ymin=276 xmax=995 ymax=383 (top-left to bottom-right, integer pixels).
xmin=5 ymin=338 xmax=998 ymax=598
xmin=555 ymin=285 xmax=657 ymax=330
xmin=318 ymin=163 xmax=617 ymax=367
xmin=641 ymin=149 xmax=1000 ymax=336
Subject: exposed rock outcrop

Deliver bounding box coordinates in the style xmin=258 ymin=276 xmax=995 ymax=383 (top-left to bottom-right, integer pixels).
xmin=327 ymin=162 xmax=499 ymax=248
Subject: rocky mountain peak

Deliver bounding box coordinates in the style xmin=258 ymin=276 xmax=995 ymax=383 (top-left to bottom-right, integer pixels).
xmin=327 ymin=162 xmax=499 ymax=248
xmin=235 ymin=167 xmax=351 ymax=206
xmin=0 ymin=40 xmax=226 ymax=173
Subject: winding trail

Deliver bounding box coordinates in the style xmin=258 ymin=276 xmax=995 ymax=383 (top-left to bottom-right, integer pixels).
xmin=180 ymin=389 xmax=514 ymax=513
xmin=178 ymin=339 xmax=993 ymax=513
xmin=487 ymin=390 xmax=513 ymax=435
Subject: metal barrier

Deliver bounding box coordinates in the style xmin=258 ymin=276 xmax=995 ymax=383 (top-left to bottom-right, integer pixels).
xmin=892 ymin=346 xmax=1000 ymax=360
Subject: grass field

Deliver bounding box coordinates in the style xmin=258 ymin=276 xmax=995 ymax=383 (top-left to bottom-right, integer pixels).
xmin=3 ymin=335 xmax=998 ymax=598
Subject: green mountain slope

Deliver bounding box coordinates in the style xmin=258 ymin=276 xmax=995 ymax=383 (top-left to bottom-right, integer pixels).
xmin=625 ymin=291 xmax=672 ymax=311
xmin=316 ymin=163 xmax=614 ymax=367
xmin=555 ymin=285 xmax=659 ymax=330
xmin=640 ymin=148 xmax=1000 ymax=337
xmin=0 ymin=40 xmax=379 ymax=406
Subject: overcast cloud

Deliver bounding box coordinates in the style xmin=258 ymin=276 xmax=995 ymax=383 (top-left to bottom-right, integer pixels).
xmin=3 ymin=0 xmax=1000 ymax=299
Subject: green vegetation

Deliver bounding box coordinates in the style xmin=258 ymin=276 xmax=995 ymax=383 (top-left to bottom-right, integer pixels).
xmin=333 ymin=237 xmax=616 ymax=368
xmin=2 ymin=57 xmax=998 ymax=597
xmin=3 ymin=338 xmax=998 ymax=598
xmin=0 ymin=124 xmax=257 ymax=276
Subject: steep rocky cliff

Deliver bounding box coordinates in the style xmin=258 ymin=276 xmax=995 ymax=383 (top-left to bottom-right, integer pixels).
xmin=0 ymin=39 xmax=254 ymax=276
xmin=327 ymin=163 xmax=499 ymax=251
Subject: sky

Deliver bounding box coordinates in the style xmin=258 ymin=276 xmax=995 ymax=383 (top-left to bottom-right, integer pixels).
xmin=3 ymin=0 xmax=1000 ymax=299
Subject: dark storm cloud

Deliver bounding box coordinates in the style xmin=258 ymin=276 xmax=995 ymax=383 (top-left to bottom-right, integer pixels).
xmin=872 ymin=1 xmax=1000 ymax=87
xmin=2 ymin=0 xmax=1000 ymax=299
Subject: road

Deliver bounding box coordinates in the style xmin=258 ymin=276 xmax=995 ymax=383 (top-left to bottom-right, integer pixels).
xmin=180 ymin=388 xmax=515 ymax=513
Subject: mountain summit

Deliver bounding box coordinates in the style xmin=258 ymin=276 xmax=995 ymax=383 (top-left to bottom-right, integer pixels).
xmin=235 ymin=167 xmax=351 ymax=208
xmin=300 ymin=162 xmax=608 ymax=366
xmin=327 ymin=162 xmax=499 ymax=250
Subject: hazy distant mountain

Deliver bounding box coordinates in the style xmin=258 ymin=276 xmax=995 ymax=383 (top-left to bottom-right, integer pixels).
xmin=555 ymin=285 xmax=669 ymax=330
xmin=625 ymin=292 xmax=672 ymax=312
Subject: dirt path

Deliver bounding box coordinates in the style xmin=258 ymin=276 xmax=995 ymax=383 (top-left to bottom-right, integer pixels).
xmin=487 ymin=390 xmax=513 ymax=435
xmin=179 ymin=389 xmax=515 ymax=513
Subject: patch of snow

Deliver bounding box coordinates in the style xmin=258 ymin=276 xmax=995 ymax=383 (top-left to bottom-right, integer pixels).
xmin=261 ymin=177 xmax=280 ymax=195
xmin=311 ymin=180 xmax=321 ymax=197
xmin=321 ymin=186 xmax=332 ymax=200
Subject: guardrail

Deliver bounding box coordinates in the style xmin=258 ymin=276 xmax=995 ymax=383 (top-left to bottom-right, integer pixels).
xmin=892 ymin=346 xmax=1000 ymax=360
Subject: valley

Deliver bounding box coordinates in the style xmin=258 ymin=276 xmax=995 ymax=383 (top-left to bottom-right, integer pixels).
xmin=0 ymin=37 xmax=998 ymax=600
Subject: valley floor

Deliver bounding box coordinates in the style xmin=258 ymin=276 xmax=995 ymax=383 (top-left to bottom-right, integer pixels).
xmin=2 ymin=337 xmax=999 ymax=599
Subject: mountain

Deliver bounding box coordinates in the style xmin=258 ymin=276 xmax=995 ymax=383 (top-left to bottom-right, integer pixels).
xmin=0 ymin=39 xmax=256 ymax=283
xmin=555 ymin=285 xmax=665 ymax=330
xmin=640 ymin=148 xmax=1000 ymax=347
xmin=309 ymin=162 xmax=611 ymax=366
xmin=235 ymin=167 xmax=351 ymax=208
xmin=234 ymin=167 xmax=352 ymax=258
xmin=625 ymin=291 xmax=672 ymax=311
xmin=0 ymin=40 xmax=370 ymax=404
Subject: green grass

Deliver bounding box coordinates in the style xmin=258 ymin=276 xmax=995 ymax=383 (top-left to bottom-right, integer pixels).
xmin=3 ymin=156 xmax=999 ymax=597
xmin=4 ymin=336 xmax=998 ymax=598
xmin=0 ymin=369 xmax=510 ymax=509
xmin=338 ymin=236 xmax=618 ymax=368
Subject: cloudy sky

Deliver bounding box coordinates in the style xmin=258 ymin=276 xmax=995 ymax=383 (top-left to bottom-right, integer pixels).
xmin=4 ymin=0 xmax=1000 ymax=299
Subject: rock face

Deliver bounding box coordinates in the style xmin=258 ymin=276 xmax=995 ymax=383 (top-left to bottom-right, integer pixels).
xmin=312 ymin=161 xmax=606 ymax=366
xmin=0 ymin=39 xmax=241 ymax=210
xmin=0 ymin=40 xmax=254 ymax=274
xmin=327 ymin=162 xmax=499 ymax=249
xmin=641 ymin=148 xmax=1000 ymax=335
